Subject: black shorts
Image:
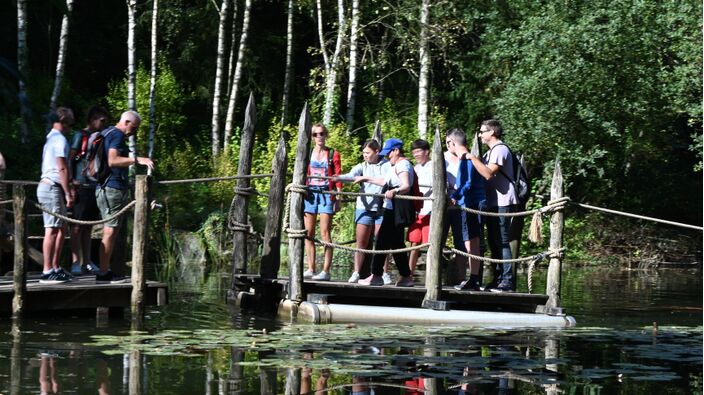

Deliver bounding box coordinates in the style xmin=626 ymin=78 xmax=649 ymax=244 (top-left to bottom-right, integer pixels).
xmin=71 ymin=186 xmax=99 ymax=221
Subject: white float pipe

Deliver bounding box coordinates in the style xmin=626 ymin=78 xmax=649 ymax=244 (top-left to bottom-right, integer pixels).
xmin=292 ymin=302 xmax=576 ymax=328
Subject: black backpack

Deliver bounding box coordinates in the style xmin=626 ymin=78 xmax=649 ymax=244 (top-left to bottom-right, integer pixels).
xmin=490 ymin=143 xmax=531 ymax=205
xmin=83 ymin=127 xmax=116 ymax=185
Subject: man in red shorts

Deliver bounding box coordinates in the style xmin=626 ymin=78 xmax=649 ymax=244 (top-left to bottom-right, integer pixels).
xmin=407 ymin=139 xmax=432 ymax=274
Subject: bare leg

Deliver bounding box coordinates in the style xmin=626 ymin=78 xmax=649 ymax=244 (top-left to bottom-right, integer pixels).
xmin=304 ymin=213 xmax=318 ymax=272
xmin=373 ymin=224 xmax=391 ymax=275
xmin=354 ymin=223 xmax=373 ymax=273
xmin=42 ymin=227 xmax=59 ymax=272
xmin=408 ymin=243 xmax=420 ymax=274
xmin=319 ymin=213 xmax=333 ymax=273
xmin=70 ymin=225 xmax=81 ymax=264
xmin=99 ymin=226 xmax=117 ymax=272
xmin=51 ymin=225 xmax=66 ymax=270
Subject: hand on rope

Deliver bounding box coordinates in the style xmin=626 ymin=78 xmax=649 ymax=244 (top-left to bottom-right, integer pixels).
xmin=31 ymin=199 xmax=137 ymax=226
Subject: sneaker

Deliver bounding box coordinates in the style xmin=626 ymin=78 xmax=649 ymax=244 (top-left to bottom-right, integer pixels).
xmin=348 ymin=271 xmax=361 ymax=283
xmin=455 ymin=275 xmax=481 ymax=291
xmin=303 ymin=269 xmax=315 ymax=278
xmin=96 ymin=271 xmax=127 ymax=284
xmin=55 ymin=268 xmax=73 ymax=281
xmin=480 ymin=279 xmax=499 ymax=292
xmin=395 ymin=276 xmax=414 ymax=287
xmin=490 ymin=281 xmax=514 ymax=293
xmin=311 ymin=271 xmax=331 ymax=281
xmin=70 ymin=262 xmax=82 ymax=276
xmin=82 ymin=262 xmax=100 ymax=274
xmin=39 ymin=271 xmax=70 ymax=284
xmin=382 ymin=272 xmax=393 ymax=285
xmin=358 ymin=274 xmax=384 ymax=286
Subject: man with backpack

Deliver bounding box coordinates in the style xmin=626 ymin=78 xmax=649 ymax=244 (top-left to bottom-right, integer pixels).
xmin=95 ymin=110 xmax=154 ymax=283
xmin=68 ymin=106 xmax=109 ymax=276
xmin=464 ymin=119 xmax=519 ymax=292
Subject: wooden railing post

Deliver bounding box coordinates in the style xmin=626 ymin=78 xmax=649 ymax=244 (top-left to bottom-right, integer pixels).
xmin=545 ymin=158 xmax=564 ymax=310
xmin=131 ymin=175 xmax=149 ymax=328
xmin=372 ymin=120 xmax=383 ymax=143
xmin=287 ymin=104 xmax=311 ymax=303
xmin=12 ymin=184 xmax=27 ymax=318
xmin=260 ymin=134 xmax=288 ymax=278
xmin=231 ymin=93 xmax=257 ymax=281
xmin=422 ymin=127 xmax=448 ymax=310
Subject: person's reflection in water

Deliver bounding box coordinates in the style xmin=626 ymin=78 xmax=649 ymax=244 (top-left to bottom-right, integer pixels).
xmin=300 ymin=353 xmax=330 ymax=394
xmin=96 ymin=358 xmax=112 ymax=395
xmin=38 ymin=353 xmax=60 ymax=394
xmin=351 ymin=375 xmax=373 ymax=395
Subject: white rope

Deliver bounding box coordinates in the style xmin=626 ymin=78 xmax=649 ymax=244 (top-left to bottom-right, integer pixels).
xmin=31 ymin=200 xmax=136 ymax=225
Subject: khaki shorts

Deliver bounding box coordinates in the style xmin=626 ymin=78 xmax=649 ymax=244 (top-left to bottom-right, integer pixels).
xmin=96 ymin=186 xmax=129 ymax=228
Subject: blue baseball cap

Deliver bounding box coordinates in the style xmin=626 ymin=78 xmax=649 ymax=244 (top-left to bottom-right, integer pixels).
xmin=379 ymin=138 xmax=404 ymax=157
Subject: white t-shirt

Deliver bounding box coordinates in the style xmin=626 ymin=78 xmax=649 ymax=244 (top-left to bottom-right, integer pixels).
xmin=40 ymin=129 xmax=70 ymax=184
xmin=444 ymin=151 xmax=459 ymax=196
xmin=383 ymin=159 xmax=415 ymax=210
xmin=483 ymin=142 xmax=517 ymax=207
xmin=343 ymin=159 xmax=390 ymax=211
xmin=414 ymin=160 xmax=433 ymax=215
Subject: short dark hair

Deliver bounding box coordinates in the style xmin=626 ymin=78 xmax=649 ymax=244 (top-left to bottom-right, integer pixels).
xmin=410 ymin=139 xmax=430 ymax=151
xmin=446 ymin=128 xmax=467 ymax=146
xmin=481 ymin=119 xmax=503 ymax=137
xmin=362 ymin=139 xmax=380 ymax=151
xmin=53 ymin=107 xmax=75 ymax=126
xmin=87 ymin=106 xmax=110 ymax=123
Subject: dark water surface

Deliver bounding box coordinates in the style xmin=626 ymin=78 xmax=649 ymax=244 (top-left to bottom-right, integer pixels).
xmin=0 ymin=267 xmax=701 ymax=394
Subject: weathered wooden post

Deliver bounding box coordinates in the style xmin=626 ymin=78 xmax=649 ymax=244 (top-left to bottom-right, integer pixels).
xmin=131 ymin=175 xmax=149 ymax=328
xmin=128 ymin=349 xmax=142 ymax=394
xmin=12 ymin=184 xmax=27 ymax=318
xmin=287 ymin=104 xmax=311 ymax=303
xmin=260 ymin=133 xmax=288 ymax=279
xmin=372 ymin=120 xmax=383 ymax=143
xmin=545 ymin=158 xmax=564 ymax=311
xmin=422 ymin=127 xmax=448 ymax=310
xmin=231 ymin=93 xmax=257 ymax=282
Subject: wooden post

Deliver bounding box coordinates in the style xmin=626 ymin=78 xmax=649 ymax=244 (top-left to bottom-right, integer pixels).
xmin=545 ymin=158 xmax=564 ymax=310
xmin=260 ymin=134 xmax=288 ymax=278
xmin=0 ymin=152 xmax=6 ymax=269
xmin=372 ymin=120 xmax=383 ymax=143
xmin=131 ymin=175 xmax=149 ymax=329
xmin=231 ymin=93 xmax=257 ymax=280
xmin=422 ymin=127 xmax=448 ymax=310
xmin=287 ymin=104 xmax=311 ymax=303
xmin=12 ymin=184 xmax=27 ymax=318
xmin=128 ymin=349 xmax=142 ymax=394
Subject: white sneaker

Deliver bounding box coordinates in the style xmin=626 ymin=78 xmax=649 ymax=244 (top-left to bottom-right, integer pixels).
xmin=382 ymin=272 xmax=393 ymax=285
xmin=312 ymin=271 xmax=331 ymax=281
xmin=348 ymin=271 xmax=360 ymax=283
xmin=303 ymin=269 xmax=315 ymax=278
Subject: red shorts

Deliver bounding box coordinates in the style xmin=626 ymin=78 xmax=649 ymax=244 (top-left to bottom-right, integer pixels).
xmin=407 ymin=214 xmax=430 ymax=243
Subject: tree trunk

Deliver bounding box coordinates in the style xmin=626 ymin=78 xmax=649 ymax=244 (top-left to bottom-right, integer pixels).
xmin=417 ymin=0 xmax=430 ymax=139
xmin=280 ymin=0 xmax=294 ymax=126
xmin=345 ymin=0 xmax=359 ymax=134
xmin=17 ymin=0 xmax=30 ymax=144
xmin=321 ymin=0 xmax=346 ymax=126
xmin=126 ymin=0 xmax=137 ymax=163
xmin=49 ymin=0 xmax=74 ymax=112
xmin=148 ymin=0 xmax=158 ymax=164
xmin=226 ymin=0 xmax=239 ymax=101
xmin=210 ymin=0 xmax=229 ymax=159
xmin=223 ymin=0 xmax=252 ymax=154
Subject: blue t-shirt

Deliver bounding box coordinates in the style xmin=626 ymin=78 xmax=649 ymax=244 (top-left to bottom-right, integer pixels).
xmin=102 ymin=126 xmax=129 ymax=190
xmin=452 ymin=158 xmax=485 ymax=207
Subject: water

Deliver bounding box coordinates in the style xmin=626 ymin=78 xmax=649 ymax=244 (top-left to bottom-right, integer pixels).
xmin=0 ymin=267 xmax=701 ymax=394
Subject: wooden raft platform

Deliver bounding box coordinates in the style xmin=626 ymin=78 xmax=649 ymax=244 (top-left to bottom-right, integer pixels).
xmin=0 ymin=274 xmax=168 ymax=315
xmin=234 ymin=275 xmax=551 ymax=314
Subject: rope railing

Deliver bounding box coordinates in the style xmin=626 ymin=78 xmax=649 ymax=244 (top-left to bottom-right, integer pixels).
xmin=156 ymin=173 xmax=274 ymax=185
xmin=571 ymin=201 xmax=703 ymax=231
xmin=31 ymin=199 xmax=137 ymax=226
xmin=0 ymin=199 xmax=12 ymax=205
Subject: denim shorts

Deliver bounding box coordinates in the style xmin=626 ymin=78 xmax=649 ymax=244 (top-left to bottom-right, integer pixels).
xmin=354 ymin=209 xmax=383 ymax=226
xmin=37 ymin=182 xmax=66 ymax=228
xmin=304 ymin=189 xmax=334 ymax=215
xmin=446 ymin=205 xmax=482 ymax=242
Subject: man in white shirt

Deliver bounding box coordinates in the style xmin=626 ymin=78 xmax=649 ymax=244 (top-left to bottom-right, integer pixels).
xmin=37 ymin=107 xmax=76 ymax=284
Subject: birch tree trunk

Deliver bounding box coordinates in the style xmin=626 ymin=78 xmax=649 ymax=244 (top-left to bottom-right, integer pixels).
xmin=344 ymin=0 xmax=359 ymax=134
xmin=280 ymin=0 xmax=294 ymax=126
xmin=17 ymin=0 xmax=30 ymax=144
xmin=49 ymin=0 xmax=73 ymax=112
xmin=211 ymin=0 xmax=229 ymax=159
xmin=148 ymin=0 xmax=158 ymax=163
xmin=223 ymin=0 xmax=252 ymax=154
xmin=321 ymin=0 xmax=346 ymax=126
xmin=127 ymin=0 xmax=137 ymax=162
xmin=226 ymin=0 xmax=239 ymax=101
xmin=417 ymin=0 xmax=430 ymax=139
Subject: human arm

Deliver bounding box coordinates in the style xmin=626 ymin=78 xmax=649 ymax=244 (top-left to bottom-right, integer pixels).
xmin=56 ymin=156 xmax=74 ymax=207
xmin=464 ymin=152 xmax=500 ymax=181
xmin=353 ymin=175 xmax=385 ymax=186
xmin=107 ymin=149 xmax=155 ymax=171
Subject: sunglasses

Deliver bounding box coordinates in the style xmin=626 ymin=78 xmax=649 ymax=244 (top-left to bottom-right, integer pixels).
xmin=312 ymin=132 xmax=326 ymax=138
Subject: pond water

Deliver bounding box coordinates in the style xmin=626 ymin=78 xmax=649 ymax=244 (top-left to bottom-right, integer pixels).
xmin=0 ymin=267 xmax=701 ymax=394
